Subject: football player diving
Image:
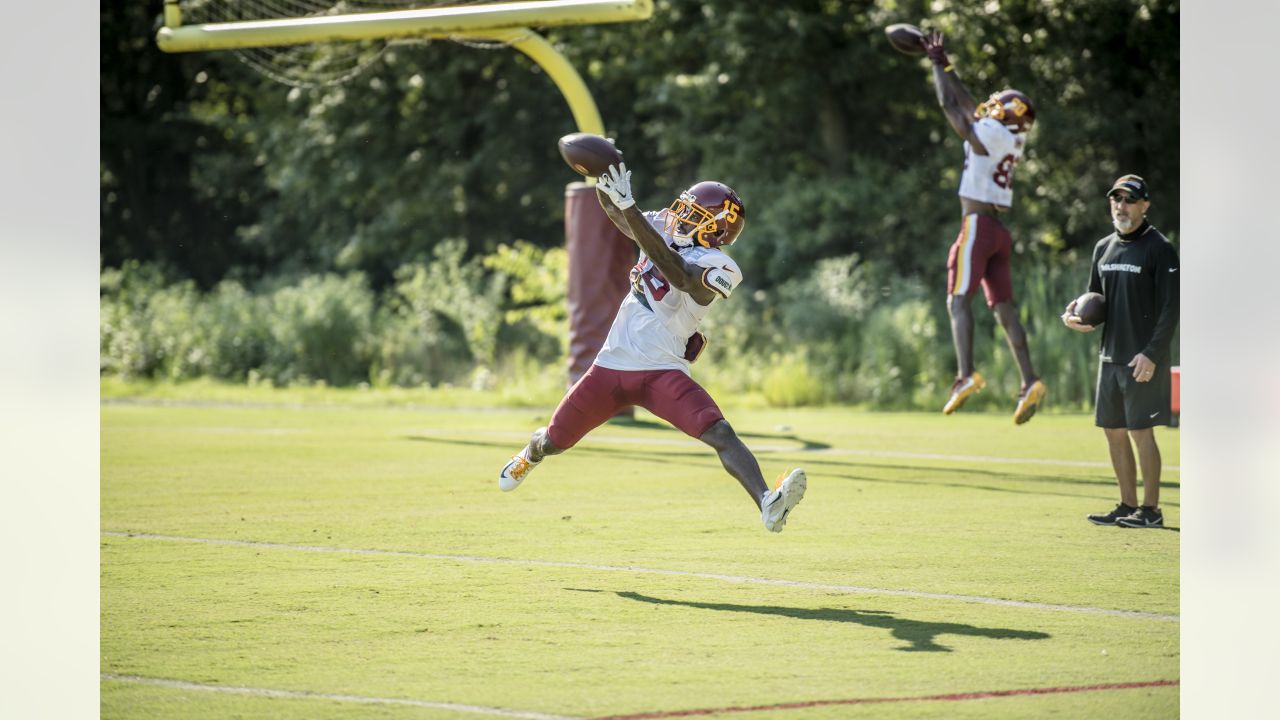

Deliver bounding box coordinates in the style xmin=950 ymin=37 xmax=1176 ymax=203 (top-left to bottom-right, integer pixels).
xmin=923 ymin=30 xmax=1047 ymax=424
xmin=499 ymin=162 xmax=808 ymax=533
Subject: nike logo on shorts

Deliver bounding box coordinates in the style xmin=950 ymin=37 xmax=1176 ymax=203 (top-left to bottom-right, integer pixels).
xmin=1149 ymin=411 xmax=1160 ymax=418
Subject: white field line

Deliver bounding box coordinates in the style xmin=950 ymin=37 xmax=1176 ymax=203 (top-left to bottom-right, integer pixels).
xmin=101 ymin=673 xmax=579 ymax=720
xmin=415 ymin=429 xmax=1182 ymax=473
xmin=102 ymin=531 xmax=1178 ymax=623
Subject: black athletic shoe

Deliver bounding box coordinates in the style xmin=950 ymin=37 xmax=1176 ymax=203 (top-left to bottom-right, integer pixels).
xmin=1087 ymin=503 xmax=1137 ymax=526
xmin=1117 ymin=506 xmax=1164 ymax=528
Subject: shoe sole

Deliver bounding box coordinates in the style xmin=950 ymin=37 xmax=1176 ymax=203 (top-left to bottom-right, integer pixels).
xmin=1087 ymin=517 xmax=1119 ymax=526
xmin=766 ymin=470 xmax=807 ymax=532
xmin=1013 ymin=384 xmax=1047 ymax=425
xmin=943 ymin=379 xmax=986 ymax=415
xmin=1117 ymin=520 xmax=1163 ymax=528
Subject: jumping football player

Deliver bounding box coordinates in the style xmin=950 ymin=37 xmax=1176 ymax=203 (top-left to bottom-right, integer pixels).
xmin=498 ymin=163 xmax=807 ymax=533
xmin=922 ymin=30 xmax=1047 ymax=424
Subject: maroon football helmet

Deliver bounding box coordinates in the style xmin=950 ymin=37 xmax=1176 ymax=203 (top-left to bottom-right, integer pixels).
xmin=975 ymin=89 xmax=1036 ymax=133
xmin=664 ymin=181 xmax=746 ymax=249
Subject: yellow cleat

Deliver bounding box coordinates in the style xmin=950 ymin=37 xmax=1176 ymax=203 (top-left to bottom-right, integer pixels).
xmin=1013 ymin=380 xmax=1047 ymax=425
xmin=943 ymin=372 xmax=986 ymax=415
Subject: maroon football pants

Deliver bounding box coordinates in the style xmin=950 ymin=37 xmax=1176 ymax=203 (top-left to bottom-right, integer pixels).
xmin=947 ymin=213 xmax=1014 ymax=308
xmin=546 ymin=364 xmax=725 ymax=449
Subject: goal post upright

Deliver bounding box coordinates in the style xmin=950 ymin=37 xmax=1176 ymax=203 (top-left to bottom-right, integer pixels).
xmin=163 ymin=0 xmax=182 ymax=29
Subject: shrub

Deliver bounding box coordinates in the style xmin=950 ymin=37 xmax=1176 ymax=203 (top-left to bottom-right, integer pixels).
xmin=260 ymin=273 xmax=376 ymax=386
xmin=761 ymin=352 xmax=827 ymax=408
xmin=200 ymin=280 xmax=273 ymax=382
xmin=100 ymin=261 xmax=205 ymax=380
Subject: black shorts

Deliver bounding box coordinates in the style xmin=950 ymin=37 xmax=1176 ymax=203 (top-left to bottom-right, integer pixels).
xmin=1095 ymin=361 xmax=1172 ymax=429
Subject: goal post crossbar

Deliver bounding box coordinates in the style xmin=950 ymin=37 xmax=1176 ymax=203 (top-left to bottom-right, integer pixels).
xmin=156 ymin=0 xmax=653 ymax=53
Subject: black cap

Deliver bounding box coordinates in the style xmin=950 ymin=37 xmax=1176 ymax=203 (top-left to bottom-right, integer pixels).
xmin=1107 ymin=174 xmax=1149 ymax=200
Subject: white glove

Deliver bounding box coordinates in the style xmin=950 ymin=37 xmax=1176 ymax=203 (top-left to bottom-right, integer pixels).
xmin=597 ymin=163 xmax=635 ymax=210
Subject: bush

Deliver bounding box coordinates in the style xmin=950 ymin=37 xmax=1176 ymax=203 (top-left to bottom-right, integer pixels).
xmin=201 ymin=280 xmax=273 ymax=382
xmin=260 ymin=273 xmax=375 ymax=386
xmin=100 ymin=261 xmax=205 ymax=380
xmin=100 ymin=243 xmax=569 ymax=390
xmin=761 ymin=352 xmax=827 ymax=408
xmin=373 ymin=271 xmax=474 ymax=388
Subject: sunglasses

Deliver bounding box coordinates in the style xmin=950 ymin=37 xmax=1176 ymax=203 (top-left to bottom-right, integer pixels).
xmin=1108 ymin=193 xmax=1142 ymax=205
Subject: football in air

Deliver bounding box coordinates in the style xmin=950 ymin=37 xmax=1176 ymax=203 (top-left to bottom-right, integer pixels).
xmin=1072 ymin=291 xmax=1107 ymax=326
xmin=558 ymin=133 xmax=623 ymax=178
xmin=884 ymin=23 xmax=926 ymax=55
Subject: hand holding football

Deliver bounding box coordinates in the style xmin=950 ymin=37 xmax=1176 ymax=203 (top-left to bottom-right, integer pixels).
xmin=1071 ymin=291 xmax=1106 ymax=327
xmin=884 ymin=23 xmax=926 ymax=56
xmin=558 ymin=133 xmax=623 ymax=178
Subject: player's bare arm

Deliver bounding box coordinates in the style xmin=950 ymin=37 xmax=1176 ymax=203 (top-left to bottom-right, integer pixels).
xmin=618 ymin=205 xmax=717 ymax=305
xmin=597 ymin=163 xmax=718 ymax=306
xmin=595 ymin=186 xmax=636 ymax=240
xmin=923 ymin=31 xmax=987 ymax=154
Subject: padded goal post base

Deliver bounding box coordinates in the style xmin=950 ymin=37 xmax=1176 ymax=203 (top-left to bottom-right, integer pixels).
xmin=564 ymin=182 xmax=635 ymax=416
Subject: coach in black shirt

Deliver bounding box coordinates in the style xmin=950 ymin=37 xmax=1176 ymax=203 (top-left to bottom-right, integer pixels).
xmin=1063 ymin=174 xmax=1179 ymax=529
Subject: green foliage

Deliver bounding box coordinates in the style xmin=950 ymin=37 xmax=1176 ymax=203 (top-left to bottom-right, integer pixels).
xmin=759 ymin=352 xmax=827 ymax=408
xmin=102 ymin=0 xmax=1178 ymax=287
xmin=694 ymin=247 xmax=1115 ymax=410
xmin=372 ymin=239 xmax=511 ymax=388
xmin=100 ymin=261 xmax=205 ymax=380
xmin=201 ymin=281 xmax=274 ymax=382
xmin=100 ymin=0 xmax=1179 ymax=408
xmin=259 ymin=273 xmax=376 ymax=386
xmin=101 ymin=246 xmax=569 ymax=391
xmin=483 ymin=241 xmax=569 ymax=343
xmin=849 ymin=294 xmax=949 ymax=409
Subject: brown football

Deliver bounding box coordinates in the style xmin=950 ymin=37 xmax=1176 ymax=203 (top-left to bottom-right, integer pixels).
xmin=885 ymin=23 xmax=925 ymax=56
xmin=558 ymin=133 xmax=623 ymax=178
xmin=1073 ymin=291 xmax=1106 ymax=326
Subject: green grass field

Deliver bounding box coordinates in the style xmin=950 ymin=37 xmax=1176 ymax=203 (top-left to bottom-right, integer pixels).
xmin=101 ymin=395 xmax=1179 ymax=719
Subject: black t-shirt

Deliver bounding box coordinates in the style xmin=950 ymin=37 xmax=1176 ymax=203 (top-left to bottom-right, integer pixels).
xmin=1088 ymin=222 xmax=1180 ymax=366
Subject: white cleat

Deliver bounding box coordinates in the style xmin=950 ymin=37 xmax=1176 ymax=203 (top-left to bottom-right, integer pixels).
xmin=498 ymin=444 xmax=540 ymax=492
xmin=762 ymin=468 xmax=806 ymax=533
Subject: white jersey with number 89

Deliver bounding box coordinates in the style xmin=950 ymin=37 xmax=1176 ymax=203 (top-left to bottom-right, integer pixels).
xmin=958 ymin=117 xmax=1025 ymax=208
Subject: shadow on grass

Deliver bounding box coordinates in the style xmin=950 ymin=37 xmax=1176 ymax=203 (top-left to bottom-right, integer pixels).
xmin=566 ymin=589 xmax=1050 ymax=653
xmin=405 ymin=434 xmax=1179 ymax=505
xmin=604 ymin=415 xmax=833 ymax=451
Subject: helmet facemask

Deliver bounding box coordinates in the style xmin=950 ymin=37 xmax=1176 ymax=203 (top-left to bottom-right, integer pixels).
xmin=665 ymin=190 xmax=742 ymax=249
xmin=666 ymin=192 xmax=702 ymax=247
xmin=975 ymin=91 xmax=1034 ymax=133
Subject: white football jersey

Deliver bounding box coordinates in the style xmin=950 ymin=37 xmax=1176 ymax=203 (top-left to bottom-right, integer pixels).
xmin=595 ymin=210 xmax=742 ymax=373
xmin=958 ymin=117 xmax=1026 ymax=207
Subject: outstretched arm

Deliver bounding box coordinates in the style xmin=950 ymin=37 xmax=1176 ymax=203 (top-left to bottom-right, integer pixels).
xmin=596 ymin=186 xmax=636 ymax=240
xmin=923 ymin=31 xmax=987 ymax=155
xmin=597 ymin=164 xmax=717 ymax=306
